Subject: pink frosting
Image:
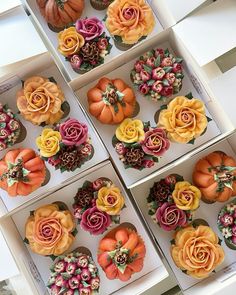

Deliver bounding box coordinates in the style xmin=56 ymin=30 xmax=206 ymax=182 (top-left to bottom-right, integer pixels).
xmin=76 ymin=17 xmax=104 ymax=41
xmin=156 ymin=202 xmax=187 ymax=231
xmin=80 ymin=206 xmax=111 ymax=235
xmin=59 ymin=118 xmax=88 ymax=146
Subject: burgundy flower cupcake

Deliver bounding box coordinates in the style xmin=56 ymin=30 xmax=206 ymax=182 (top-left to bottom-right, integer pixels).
xmin=73 ymin=177 xmax=125 ymax=235
xmin=0 ymin=103 xmax=22 ymax=150
xmin=36 ymin=118 xmax=94 ymax=172
xmin=218 ymin=200 xmax=236 ymax=250
xmin=47 ymin=250 xmax=100 ymax=294
xmin=130 ymin=48 xmax=184 ymax=101
xmin=147 ymin=174 xmax=194 ymax=231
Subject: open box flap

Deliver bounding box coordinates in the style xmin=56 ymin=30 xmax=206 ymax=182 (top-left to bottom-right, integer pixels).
xmin=173 ymin=0 xmax=236 ymax=66
xmin=0 ymin=0 xmax=21 ymax=15
xmin=0 ymin=5 xmax=46 ymax=67
xmin=209 ymin=66 xmax=236 ymax=127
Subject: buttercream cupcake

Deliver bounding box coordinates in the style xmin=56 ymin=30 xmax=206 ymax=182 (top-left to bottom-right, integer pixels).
xmin=147 ymin=174 xmax=201 ymax=231
xmin=218 ymin=200 xmax=236 ymax=250
xmin=36 ymin=118 xmax=94 ymax=172
xmin=73 ymin=178 xmax=125 ymax=235
xmin=16 ymin=76 xmax=65 ymax=125
xmin=158 ymin=95 xmax=209 ymax=144
xmin=171 ymin=225 xmax=225 ymax=279
xmin=130 ymin=48 xmax=184 ymax=101
xmin=112 ymin=118 xmax=170 ymax=170
xmin=87 ymin=77 xmax=136 ymax=124
xmin=58 ymin=18 xmax=112 ymax=74
xmin=98 ymin=225 xmax=146 ymax=281
xmin=105 ymin=0 xmax=155 ymax=50
xmin=0 ymin=148 xmax=46 ymax=197
xmin=25 ymin=202 xmax=77 ymax=256
xmin=47 ymin=250 xmax=100 ymax=295
xmin=0 ymin=103 xmax=21 ymax=150
xmin=90 ymin=0 xmax=113 ymax=10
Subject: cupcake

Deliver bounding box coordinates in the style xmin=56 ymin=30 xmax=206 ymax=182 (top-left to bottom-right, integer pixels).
xmin=0 ymin=148 xmax=46 ymax=197
xmin=193 ymin=151 xmax=236 ymax=203
xmin=73 ymin=177 xmax=125 ymax=235
xmin=87 ymin=77 xmax=136 ymax=124
xmin=98 ymin=225 xmax=146 ymax=281
xmin=58 ymin=17 xmax=112 ymax=74
xmin=0 ymin=103 xmax=21 ymax=150
xmin=105 ymin=0 xmax=155 ymax=50
xmin=47 ymin=250 xmax=100 ymax=295
xmin=25 ymin=202 xmax=77 ymax=256
xmin=36 ymin=0 xmax=85 ymax=31
xmin=158 ymin=95 xmax=209 ymax=144
xmin=90 ymin=0 xmax=113 ymax=10
xmin=147 ymin=174 xmax=200 ymax=231
xmin=130 ymin=48 xmax=184 ymax=101
xmin=36 ymin=118 xmax=94 ymax=172
xmin=218 ymin=200 xmax=236 ymax=250
xmin=17 ymin=76 xmax=65 ymax=125
xmin=112 ymin=118 xmax=170 ymax=170
xmin=171 ymin=225 xmax=225 ymax=279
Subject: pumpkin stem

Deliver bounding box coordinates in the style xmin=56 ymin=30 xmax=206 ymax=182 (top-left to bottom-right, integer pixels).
xmin=0 ymin=159 xmax=30 ymax=187
xmin=102 ymin=83 xmax=125 ymax=113
xmin=108 ymin=247 xmax=129 ymax=274
xmin=55 ymin=0 xmax=67 ymax=9
xmin=210 ymin=165 xmax=236 ymax=192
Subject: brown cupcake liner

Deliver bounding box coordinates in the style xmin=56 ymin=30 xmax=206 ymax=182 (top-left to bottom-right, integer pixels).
xmin=90 ymin=0 xmax=111 ymax=10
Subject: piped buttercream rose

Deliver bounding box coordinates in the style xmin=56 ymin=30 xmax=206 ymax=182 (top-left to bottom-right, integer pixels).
xmin=172 ymin=181 xmax=201 ymax=211
xmin=171 ymin=225 xmax=225 ymax=279
xmin=25 ymin=204 xmax=76 ymax=256
xmin=36 ymin=128 xmax=61 ymax=158
xmin=96 ymin=186 xmax=125 ymax=215
xmin=80 ymin=206 xmax=111 ymax=235
xmin=17 ymin=76 xmax=65 ymax=125
xmin=105 ymin=0 xmax=155 ymax=44
xmin=115 ymin=118 xmax=145 ymax=143
xmin=76 ymin=17 xmax=104 ymax=41
xmin=141 ymin=128 xmax=170 ymax=157
xmin=59 ymin=118 xmax=88 ymax=146
xmin=58 ymin=27 xmax=85 ymax=57
xmin=158 ymin=96 xmax=208 ymax=143
xmin=155 ymin=202 xmax=187 ymax=231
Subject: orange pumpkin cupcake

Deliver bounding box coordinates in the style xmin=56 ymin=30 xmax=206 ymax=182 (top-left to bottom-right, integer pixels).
xmin=193 ymin=151 xmax=236 ymax=203
xmin=105 ymin=0 xmax=155 ymax=50
xmin=171 ymin=225 xmax=224 ymax=279
xmin=98 ymin=225 xmax=146 ymax=281
xmin=87 ymin=77 xmax=136 ymax=124
xmin=0 ymin=148 xmax=46 ymax=197
xmin=25 ymin=202 xmax=77 ymax=256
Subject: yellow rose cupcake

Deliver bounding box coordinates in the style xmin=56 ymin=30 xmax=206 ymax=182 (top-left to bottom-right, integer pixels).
xmin=105 ymin=0 xmax=155 ymax=49
xmin=36 ymin=128 xmax=61 ymax=158
xmin=171 ymin=225 xmax=225 ymax=279
xmin=96 ymin=186 xmax=125 ymax=215
xmin=115 ymin=118 xmax=145 ymax=143
xmin=16 ymin=76 xmax=65 ymax=125
xmin=73 ymin=177 xmax=126 ymax=235
xmin=58 ymin=27 xmax=85 ymax=57
xmin=158 ymin=96 xmax=208 ymax=144
xmin=172 ymin=181 xmax=201 ymax=211
xmin=25 ymin=203 xmax=76 ymax=256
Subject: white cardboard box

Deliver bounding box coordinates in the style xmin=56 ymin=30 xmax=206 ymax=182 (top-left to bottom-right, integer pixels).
xmin=0 ymin=53 xmax=108 ymax=217
xmin=1 ymin=161 xmax=168 ymax=295
xmin=23 ymin=0 xmax=163 ymax=86
xmin=131 ymin=132 xmax=236 ymax=294
xmin=0 ymin=5 xmax=46 ymax=67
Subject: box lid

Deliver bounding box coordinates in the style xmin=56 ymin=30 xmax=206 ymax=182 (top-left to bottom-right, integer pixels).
xmin=0 ymin=5 xmax=46 ymax=67
xmin=0 ymin=0 xmax=21 ymax=15
xmin=173 ymin=0 xmax=236 ymax=66
xmin=209 ymin=66 xmax=236 ymax=127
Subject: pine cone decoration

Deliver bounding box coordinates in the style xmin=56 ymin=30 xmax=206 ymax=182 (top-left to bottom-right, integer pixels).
xmin=80 ymin=42 xmax=100 ymax=62
xmin=124 ymin=148 xmax=145 ymax=167
xmin=149 ymin=180 xmax=172 ymax=203
xmin=75 ymin=187 xmax=94 ymax=208
xmin=58 ymin=146 xmax=81 ymax=171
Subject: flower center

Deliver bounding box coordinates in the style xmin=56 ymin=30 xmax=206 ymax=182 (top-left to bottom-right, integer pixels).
xmin=107 ymin=194 xmax=116 ymax=204
xmin=123 ymin=7 xmax=136 ymax=20
xmin=114 ymin=251 xmax=128 ymax=265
